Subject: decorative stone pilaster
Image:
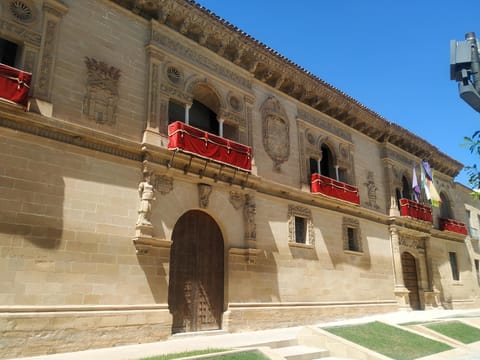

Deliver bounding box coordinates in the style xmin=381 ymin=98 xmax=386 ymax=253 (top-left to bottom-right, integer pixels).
xmin=143 ymin=45 xmax=167 ymax=146
xmin=422 ymin=237 xmax=441 ymax=308
xmin=390 ymin=226 xmax=409 ymax=308
xmin=34 ymin=0 xmax=67 ymax=101
xmin=145 ymin=46 xmax=164 ymax=131
xmin=243 ymin=194 xmax=256 ymax=248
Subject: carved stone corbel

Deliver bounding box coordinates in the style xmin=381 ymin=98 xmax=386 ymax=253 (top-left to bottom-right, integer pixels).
xmin=198 ymin=183 xmax=212 ymax=208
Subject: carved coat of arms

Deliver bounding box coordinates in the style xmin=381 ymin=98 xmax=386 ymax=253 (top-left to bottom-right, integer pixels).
xmin=261 ymin=96 xmax=290 ymax=171
xmin=83 ymin=57 xmax=121 ymax=125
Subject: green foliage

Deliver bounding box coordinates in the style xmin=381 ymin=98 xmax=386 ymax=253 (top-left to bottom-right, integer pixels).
xmin=426 ymin=321 xmax=480 ymax=344
xmin=324 ymin=321 xmax=451 ymax=360
xmin=463 ymin=131 xmax=480 ymax=197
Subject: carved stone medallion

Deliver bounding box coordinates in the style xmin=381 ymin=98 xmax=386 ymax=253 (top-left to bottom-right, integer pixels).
xmin=261 ymin=96 xmax=290 ymax=171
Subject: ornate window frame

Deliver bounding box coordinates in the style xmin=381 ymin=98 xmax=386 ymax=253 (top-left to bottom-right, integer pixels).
xmin=288 ymin=204 xmax=314 ymax=248
xmin=343 ymin=217 xmax=363 ymax=254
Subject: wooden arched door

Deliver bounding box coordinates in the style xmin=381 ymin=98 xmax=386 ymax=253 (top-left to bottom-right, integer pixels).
xmin=401 ymin=252 xmax=421 ymax=310
xmin=168 ymin=210 xmax=224 ymax=334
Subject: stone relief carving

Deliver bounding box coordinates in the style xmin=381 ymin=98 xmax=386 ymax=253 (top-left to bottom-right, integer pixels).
xmin=364 ymin=171 xmax=379 ymax=209
xmin=244 ymin=194 xmax=256 ymax=243
xmin=399 ymin=235 xmax=425 ymax=250
xmin=151 ymin=29 xmax=251 ymax=89
xmin=198 ymin=183 xmax=212 ymax=208
xmin=229 ymin=190 xmax=245 ymax=210
xmin=261 ymin=96 xmax=290 ymax=171
xmin=23 ymin=48 xmax=36 ymax=73
xmin=154 ymin=175 xmax=173 ymax=195
xmin=0 ymin=19 xmax=41 ymax=46
xmin=83 ymin=57 xmax=121 ymax=125
xmin=36 ymin=20 xmax=56 ymax=99
xmin=137 ymin=171 xmax=156 ymax=226
xmin=297 ymin=108 xmax=352 ymax=142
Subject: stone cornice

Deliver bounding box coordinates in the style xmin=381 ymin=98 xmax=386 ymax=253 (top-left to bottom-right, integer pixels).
xmin=0 ymin=101 xmax=141 ymax=162
xmin=109 ymin=0 xmax=463 ymax=178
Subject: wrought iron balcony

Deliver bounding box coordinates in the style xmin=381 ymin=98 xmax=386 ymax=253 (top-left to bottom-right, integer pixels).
xmin=168 ymin=121 xmax=252 ymax=172
xmin=439 ymin=218 xmax=468 ymax=235
xmin=0 ymin=63 xmax=31 ymax=107
xmin=399 ymin=198 xmax=433 ymax=223
xmin=311 ymin=173 xmax=360 ymax=205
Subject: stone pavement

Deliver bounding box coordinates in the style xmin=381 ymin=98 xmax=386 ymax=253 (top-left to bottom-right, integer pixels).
xmin=9 ymin=308 xmax=480 ymax=360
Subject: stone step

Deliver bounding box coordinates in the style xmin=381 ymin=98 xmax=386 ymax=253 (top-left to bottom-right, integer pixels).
xmin=240 ymin=338 xmax=297 ymax=349
xmin=274 ymin=345 xmax=329 ymax=360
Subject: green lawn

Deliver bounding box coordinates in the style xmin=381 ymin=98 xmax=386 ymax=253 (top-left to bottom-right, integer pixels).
xmin=139 ymin=349 xmax=268 ymax=360
xmin=212 ymin=352 xmax=269 ymax=360
xmin=140 ymin=348 xmax=227 ymax=360
xmin=324 ymin=321 xmax=452 ymax=360
xmin=425 ymin=321 xmax=480 ymax=344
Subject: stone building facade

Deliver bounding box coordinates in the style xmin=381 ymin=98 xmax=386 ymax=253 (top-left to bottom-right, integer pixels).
xmin=1 ymin=0 xmax=480 ymax=357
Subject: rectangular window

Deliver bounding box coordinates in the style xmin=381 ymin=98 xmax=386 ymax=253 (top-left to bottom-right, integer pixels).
xmin=0 ymin=38 xmax=19 ymax=67
xmin=168 ymin=100 xmax=186 ymax=124
xmin=475 ymin=260 xmax=480 ymax=287
xmin=449 ymin=252 xmax=460 ymax=281
xmin=347 ymin=227 xmax=359 ymax=252
xmin=309 ymin=158 xmax=318 ymax=177
xmin=343 ymin=217 xmax=362 ymax=253
xmin=294 ymin=216 xmax=306 ymax=244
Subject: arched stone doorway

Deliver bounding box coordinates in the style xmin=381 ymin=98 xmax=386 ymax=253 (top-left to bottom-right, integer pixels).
xmin=168 ymin=210 xmax=225 ymax=334
xmin=401 ymin=252 xmax=421 ymax=310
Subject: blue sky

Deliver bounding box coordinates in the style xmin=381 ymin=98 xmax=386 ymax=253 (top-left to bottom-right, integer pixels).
xmin=194 ymin=0 xmax=480 ymax=187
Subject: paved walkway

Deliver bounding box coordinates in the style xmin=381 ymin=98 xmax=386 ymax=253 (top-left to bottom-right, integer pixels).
xmin=9 ymin=308 xmax=480 ymax=360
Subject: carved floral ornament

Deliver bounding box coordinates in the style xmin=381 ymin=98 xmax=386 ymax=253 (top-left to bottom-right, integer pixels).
xmin=261 ymin=96 xmax=290 ymax=171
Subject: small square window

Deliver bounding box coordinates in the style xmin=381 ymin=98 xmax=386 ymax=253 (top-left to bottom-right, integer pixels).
xmin=449 ymin=252 xmax=460 ymax=281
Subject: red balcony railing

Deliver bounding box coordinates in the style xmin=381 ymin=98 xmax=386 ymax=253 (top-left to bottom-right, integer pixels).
xmin=168 ymin=121 xmax=252 ymax=171
xmin=439 ymin=218 xmax=468 ymax=235
xmin=311 ymin=173 xmax=360 ymax=205
xmin=0 ymin=63 xmax=31 ymax=107
xmin=399 ymin=198 xmax=432 ymax=222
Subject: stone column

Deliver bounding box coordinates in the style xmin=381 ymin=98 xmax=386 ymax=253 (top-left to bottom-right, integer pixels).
xmin=185 ymin=104 xmax=191 ymax=125
xmin=218 ymin=118 xmax=224 ymax=137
